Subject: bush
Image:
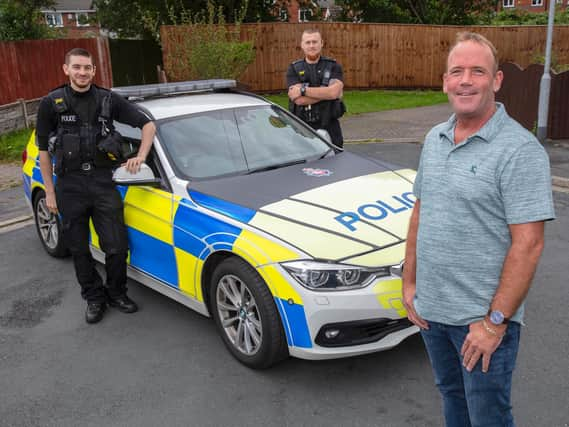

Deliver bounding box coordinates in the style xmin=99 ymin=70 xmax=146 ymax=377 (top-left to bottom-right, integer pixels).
xmin=160 ymin=1 xmax=256 ymax=81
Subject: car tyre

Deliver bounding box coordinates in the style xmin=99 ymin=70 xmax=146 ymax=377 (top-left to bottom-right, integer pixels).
xmin=210 ymin=257 xmax=288 ymax=369
xmin=33 ymin=190 xmax=69 ymax=258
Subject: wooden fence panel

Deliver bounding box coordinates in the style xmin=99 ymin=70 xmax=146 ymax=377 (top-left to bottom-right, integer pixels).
xmin=0 ymin=38 xmax=112 ymax=105
xmin=549 ymin=69 xmax=569 ymax=139
xmin=496 ymin=62 xmax=569 ymax=139
xmin=161 ymin=23 xmax=569 ymax=92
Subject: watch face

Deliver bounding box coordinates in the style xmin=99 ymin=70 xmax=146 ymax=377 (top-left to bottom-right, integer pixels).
xmin=490 ymin=310 xmax=505 ymax=325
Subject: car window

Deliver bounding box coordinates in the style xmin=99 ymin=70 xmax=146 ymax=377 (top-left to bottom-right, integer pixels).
xmin=158 ymin=109 xmax=247 ymax=179
xmin=157 ymin=105 xmax=331 ymax=180
xmin=235 ymin=106 xmax=329 ymax=170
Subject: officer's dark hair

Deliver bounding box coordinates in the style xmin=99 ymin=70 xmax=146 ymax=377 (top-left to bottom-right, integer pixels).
xmin=65 ymin=48 xmax=93 ymax=65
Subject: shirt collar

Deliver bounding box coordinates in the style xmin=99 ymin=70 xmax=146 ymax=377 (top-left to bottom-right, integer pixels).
xmin=439 ymin=102 xmax=507 ymax=145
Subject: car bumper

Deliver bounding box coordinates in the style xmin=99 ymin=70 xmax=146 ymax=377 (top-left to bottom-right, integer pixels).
xmin=272 ymin=269 xmax=419 ymax=360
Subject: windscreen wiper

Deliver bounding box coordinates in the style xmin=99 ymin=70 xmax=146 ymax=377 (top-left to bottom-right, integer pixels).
xmin=246 ymin=159 xmax=306 ymax=174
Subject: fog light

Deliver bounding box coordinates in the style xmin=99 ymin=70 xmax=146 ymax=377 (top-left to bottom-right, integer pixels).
xmin=324 ymin=329 xmax=340 ymax=339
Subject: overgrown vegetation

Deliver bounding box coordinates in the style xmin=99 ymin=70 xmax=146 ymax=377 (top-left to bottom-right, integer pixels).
xmin=0 ymin=128 xmax=33 ymax=162
xmin=94 ymin=0 xmax=285 ymax=40
xmin=0 ymin=0 xmax=58 ymax=41
xmin=158 ymin=1 xmax=256 ymax=81
xmin=335 ymin=0 xmax=496 ymax=24
xmin=265 ymin=90 xmax=448 ymax=116
xmin=482 ymin=7 xmax=569 ymax=25
xmin=530 ymin=52 xmax=569 ymax=73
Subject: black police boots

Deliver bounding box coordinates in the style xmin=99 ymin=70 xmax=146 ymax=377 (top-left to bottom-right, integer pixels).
xmin=107 ymin=295 xmax=138 ymax=313
xmin=86 ymin=302 xmax=107 ymax=324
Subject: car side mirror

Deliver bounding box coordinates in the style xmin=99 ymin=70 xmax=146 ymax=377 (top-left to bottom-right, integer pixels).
xmin=112 ymin=163 xmax=161 ymax=187
xmin=316 ymin=129 xmax=332 ymax=144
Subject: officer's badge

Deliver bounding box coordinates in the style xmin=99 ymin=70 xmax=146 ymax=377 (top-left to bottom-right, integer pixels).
xmin=299 ymin=70 xmax=305 ymax=76
xmin=55 ymin=98 xmax=64 ymax=104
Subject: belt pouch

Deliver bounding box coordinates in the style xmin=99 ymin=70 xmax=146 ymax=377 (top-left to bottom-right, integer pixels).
xmin=61 ymin=134 xmax=82 ymax=171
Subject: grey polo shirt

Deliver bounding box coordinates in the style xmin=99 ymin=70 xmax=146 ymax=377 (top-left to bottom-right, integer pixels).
xmin=413 ymin=103 xmax=555 ymax=325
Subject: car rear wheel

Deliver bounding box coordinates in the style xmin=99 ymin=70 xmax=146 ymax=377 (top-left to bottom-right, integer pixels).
xmin=210 ymin=257 xmax=288 ymax=369
xmin=33 ymin=190 xmax=68 ymax=258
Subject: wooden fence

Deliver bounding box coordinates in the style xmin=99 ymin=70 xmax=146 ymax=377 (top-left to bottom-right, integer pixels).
xmin=161 ymin=22 xmax=569 ymax=91
xmin=0 ymin=98 xmax=40 ymax=135
xmin=0 ymin=37 xmax=112 ymax=105
xmin=497 ymin=62 xmax=569 ymax=139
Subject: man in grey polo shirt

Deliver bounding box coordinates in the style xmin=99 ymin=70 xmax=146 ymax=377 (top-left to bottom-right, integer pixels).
xmin=402 ymin=32 xmax=555 ymax=426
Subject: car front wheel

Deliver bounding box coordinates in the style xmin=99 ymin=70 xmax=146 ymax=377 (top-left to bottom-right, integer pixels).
xmin=33 ymin=190 xmax=68 ymax=258
xmin=210 ymin=257 xmax=288 ymax=369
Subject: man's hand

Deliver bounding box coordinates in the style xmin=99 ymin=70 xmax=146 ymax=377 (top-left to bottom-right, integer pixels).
xmin=288 ymin=84 xmax=302 ymax=101
xmin=124 ymin=156 xmax=145 ymax=174
xmin=45 ymin=191 xmax=58 ymax=214
xmin=402 ymin=279 xmax=429 ymax=330
xmin=461 ymin=320 xmax=505 ymax=373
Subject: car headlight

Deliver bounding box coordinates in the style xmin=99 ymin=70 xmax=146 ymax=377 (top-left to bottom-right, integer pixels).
xmin=281 ymin=260 xmax=391 ymax=291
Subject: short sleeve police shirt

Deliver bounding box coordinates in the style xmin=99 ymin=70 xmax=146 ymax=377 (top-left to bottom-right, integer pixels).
xmin=286 ymin=58 xmax=343 ymax=87
xmin=412 ymin=103 xmax=555 ymax=325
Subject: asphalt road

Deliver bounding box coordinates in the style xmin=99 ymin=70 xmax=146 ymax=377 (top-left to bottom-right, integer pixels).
xmin=1 ymin=143 xmax=568 ymax=427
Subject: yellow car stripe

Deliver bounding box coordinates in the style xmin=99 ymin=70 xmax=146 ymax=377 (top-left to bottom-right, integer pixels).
xmin=124 ymin=187 xmax=174 ymax=244
xmin=373 ymin=279 xmax=407 ymax=317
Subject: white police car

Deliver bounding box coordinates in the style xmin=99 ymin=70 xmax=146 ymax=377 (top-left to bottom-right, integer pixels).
xmin=23 ymin=80 xmax=418 ymax=368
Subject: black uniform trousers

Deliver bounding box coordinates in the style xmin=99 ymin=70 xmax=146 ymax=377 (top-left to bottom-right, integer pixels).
xmin=55 ymin=168 xmax=129 ymax=303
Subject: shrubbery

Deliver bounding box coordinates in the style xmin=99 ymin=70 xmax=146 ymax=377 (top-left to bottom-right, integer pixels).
xmin=155 ymin=1 xmax=256 ymax=81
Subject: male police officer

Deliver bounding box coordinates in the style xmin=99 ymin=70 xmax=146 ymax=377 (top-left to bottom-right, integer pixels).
xmin=36 ymin=48 xmax=156 ymax=324
xmin=286 ymin=29 xmax=345 ymax=148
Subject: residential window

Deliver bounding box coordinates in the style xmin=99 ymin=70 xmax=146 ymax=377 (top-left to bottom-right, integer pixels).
xmin=76 ymin=12 xmax=90 ymax=27
xmin=503 ymin=0 xmax=514 ymax=7
xmin=279 ymin=7 xmax=288 ymax=21
xmin=531 ymin=0 xmax=543 ymax=5
xmin=299 ymin=8 xmax=312 ymax=22
xmin=45 ymin=13 xmax=63 ymax=27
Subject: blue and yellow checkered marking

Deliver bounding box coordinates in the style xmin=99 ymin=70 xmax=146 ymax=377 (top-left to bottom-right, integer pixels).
xmin=189 ymin=190 xmax=256 ymax=224
xmin=23 ymin=146 xmax=312 ymax=349
xmin=275 ymin=297 xmax=312 ymax=348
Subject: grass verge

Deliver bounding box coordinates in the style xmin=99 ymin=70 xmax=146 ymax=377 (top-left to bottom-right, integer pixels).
xmin=264 ymin=89 xmax=447 ymax=115
xmin=0 ymin=128 xmax=33 ymax=162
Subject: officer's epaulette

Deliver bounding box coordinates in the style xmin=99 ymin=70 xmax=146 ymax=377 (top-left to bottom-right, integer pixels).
xmin=292 ymin=59 xmax=305 ymax=65
xmin=320 ymin=56 xmax=337 ymax=63
xmin=48 ymin=84 xmax=68 ymax=113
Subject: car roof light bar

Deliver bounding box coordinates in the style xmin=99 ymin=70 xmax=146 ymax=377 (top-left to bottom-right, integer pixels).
xmin=112 ymin=79 xmax=237 ymax=99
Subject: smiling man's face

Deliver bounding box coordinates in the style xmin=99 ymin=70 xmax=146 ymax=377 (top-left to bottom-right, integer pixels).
xmin=63 ymin=54 xmax=95 ymax=92
xmin=443 ymin=40 xmax=503 ymax=121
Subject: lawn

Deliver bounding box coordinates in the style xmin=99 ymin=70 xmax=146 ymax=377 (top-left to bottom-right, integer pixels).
xmin=264 ymin=89 xmax=447 ymax=115
xmin=0 ymin=128 xmax=33 ymax=162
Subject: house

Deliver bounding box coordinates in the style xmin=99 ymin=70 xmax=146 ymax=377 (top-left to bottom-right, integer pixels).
xmin=500 ymin=0 xmax=569 ymax=13
xmin=276 ymin=0 xmax=342 ymax=23
xmin=41 ymin=0 xmax=99 ymax=38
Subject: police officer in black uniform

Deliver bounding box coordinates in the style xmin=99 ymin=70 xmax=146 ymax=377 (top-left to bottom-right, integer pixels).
xmin=36 ymin=48 xmax=156 ymax=324
xmin=286 ymin=28 xmax=346 ymax=148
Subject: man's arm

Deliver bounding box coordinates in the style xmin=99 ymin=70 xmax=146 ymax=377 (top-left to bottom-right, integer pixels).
xmin=402 ymin=200 xmax=429 ymax=330
xmin=124 ymin=121 xmax=155 ymax=173
xmin=461 ymin=221 xmax=545 ymax=373
xmin=39 ymin=150 xmax=57 ymax=214
xmin=288 ymin=79 xmax=344 ymax=105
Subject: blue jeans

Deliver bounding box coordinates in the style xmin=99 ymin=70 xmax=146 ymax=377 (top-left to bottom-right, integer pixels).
xmin=421 ymin=321 xmax=521 ymax=427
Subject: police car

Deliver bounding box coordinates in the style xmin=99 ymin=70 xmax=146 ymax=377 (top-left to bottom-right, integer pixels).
xmin=22 ymin=80 xmax=418 ymax=368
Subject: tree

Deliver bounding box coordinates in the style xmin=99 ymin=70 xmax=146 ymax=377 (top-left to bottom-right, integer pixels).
xmin=336 ymin=0 xmax=497 ymax=25
xmin=94 ymin=0 xmax=279 ymax=40
xmin=0 ymin=0 xmax=57 ymax=41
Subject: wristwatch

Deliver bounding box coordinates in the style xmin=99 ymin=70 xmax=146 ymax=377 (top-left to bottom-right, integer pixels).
xmin=300 ymin=83 xmax=307 ymax=97
xmin=487 ymin=309 xmax=509 ymax=325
